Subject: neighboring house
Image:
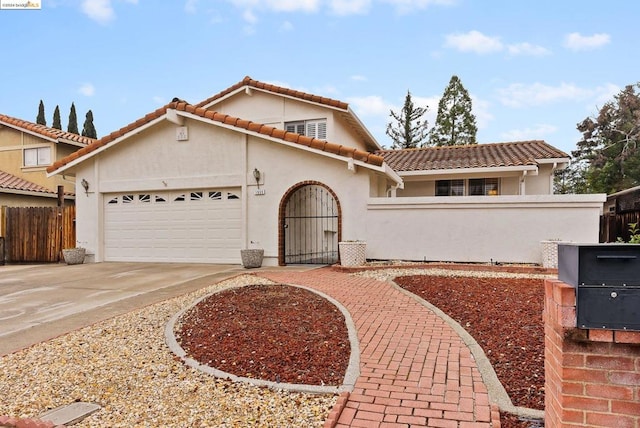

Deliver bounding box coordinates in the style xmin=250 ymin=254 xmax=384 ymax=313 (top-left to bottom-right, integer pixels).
xmin=0 ymin=113 xmax=94 ymax=209
xmin=47 ymin=76 xmax=605 ymax=265
xmin=378 ymin=141 xmax=569 ymax=197
xmin=600 ymin=185 xmax=640 ymax=242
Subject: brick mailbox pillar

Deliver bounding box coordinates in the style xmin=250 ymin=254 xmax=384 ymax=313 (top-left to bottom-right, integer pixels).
xmin=544 ymin=279 xmax=640 ymax=427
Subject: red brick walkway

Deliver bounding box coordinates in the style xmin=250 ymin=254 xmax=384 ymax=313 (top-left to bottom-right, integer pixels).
xmin=259 ymin=268 xmax=500 ymax=428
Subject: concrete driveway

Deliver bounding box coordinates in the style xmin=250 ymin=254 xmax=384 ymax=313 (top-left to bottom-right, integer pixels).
xmin=0 ymin=262 xmax=260 ymax=356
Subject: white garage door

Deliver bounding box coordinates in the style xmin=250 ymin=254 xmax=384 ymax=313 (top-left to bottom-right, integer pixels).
xmin=104 ymin=189 xmax=242 ymax=263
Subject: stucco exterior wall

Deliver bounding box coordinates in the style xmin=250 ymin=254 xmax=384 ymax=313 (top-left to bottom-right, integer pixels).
xmin=365 ymin=194 xmax=606 ymax=264
xmin=524 ymin=164 xmax=554 ymax=194
xmin=73 ymin=116 xmax=374 ymax=265
xmin=246 ymin=135 xmax=371 ymax=265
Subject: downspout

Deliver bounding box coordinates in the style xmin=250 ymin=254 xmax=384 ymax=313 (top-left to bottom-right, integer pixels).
xmin=550 ymin=162 xmax=557 ymax=194
xmin=387 ymin=182 xmax=401 ymax=197
xmin=520 ymin=170 xmax=528 ymax=195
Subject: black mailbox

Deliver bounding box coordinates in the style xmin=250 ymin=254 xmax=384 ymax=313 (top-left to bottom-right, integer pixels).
xmin=558 ymin=243 xmax=640 ymax=331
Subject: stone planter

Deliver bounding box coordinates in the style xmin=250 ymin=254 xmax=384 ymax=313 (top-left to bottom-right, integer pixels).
xmin=241 ymin=249 xmax=264 ymax=269
xmin=62 ymin=248 xmax=86 ymax=265
xmin=541 ymin=240 xmax=562 ymax=268
xmin=339 ymin=241 xmax=366 ymax=267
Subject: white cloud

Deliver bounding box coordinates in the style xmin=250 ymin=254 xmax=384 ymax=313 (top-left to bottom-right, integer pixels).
xmin=81 ymin=0 xmax=114 ymax=24
xmin=347 ymin=95 xmax=395 ymax=117
xmin=444 ymin=30 xmax=503 ymax=54
xmin=329 ymin=0 xmax=371 ymax=15
xmin=184 ymin=0 xmax=198 ymax=13
xmin=382 ymin=0 xmax=456 ymax=14
xmin=564 ymin=32 xmax=611 ymax=51
xmin=243 ymin=8 xmax=258 ymax=23
xmin=78 ymin=83 xmax=95 ymax=96
xmin=470 ymin=95 xmax=493 ymax=130
xmin=507 ymin=42 xmax=551 ymax=57
xmin=152 ymin=96 xmax=166 ymax=104
xmin=227 ymin=0 xmax=320 ymax=13
xmin=497 ymin=82 xmax=591 ymax=108
xmin=500 ymin=124 xmax=557 ymax=141
xmin=279 ymin=20 xmax=294 ymax=31
xmin=350 ymin=75 xmax=367 ymax=82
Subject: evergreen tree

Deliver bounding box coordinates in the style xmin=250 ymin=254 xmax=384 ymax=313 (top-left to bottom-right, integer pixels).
xmin=52 ymin=105 xmax=62 ymax=130
xmin=385 ymin=91 xmax=429 ymax=149
xmin=67 ymin=103 xmax=79 ymax=134
xmin=81 ymin=109 xmax=97 ymax=139
xmin=429 ymin=75 xmax=478 ymax=146
xmin=36 ymin=100 xmax=46 ymax=125
xmin=572 ymin=82 xmax=640 ymax=194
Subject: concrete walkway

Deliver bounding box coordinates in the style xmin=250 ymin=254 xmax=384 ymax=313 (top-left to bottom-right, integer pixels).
xmin=260 ymin=268 xmax=501 ymax=428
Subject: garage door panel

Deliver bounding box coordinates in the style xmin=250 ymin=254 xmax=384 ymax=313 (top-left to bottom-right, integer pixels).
xmin=104 ymin=189 xmax=242 ymax=263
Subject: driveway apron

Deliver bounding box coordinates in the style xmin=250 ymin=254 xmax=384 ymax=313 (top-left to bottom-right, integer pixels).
xmin=260 ymin=268 xmax=500 ymax=428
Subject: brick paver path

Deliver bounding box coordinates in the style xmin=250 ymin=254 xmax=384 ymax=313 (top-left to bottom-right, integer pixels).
xmin=260 ymin=268 xmax=499 ymax=428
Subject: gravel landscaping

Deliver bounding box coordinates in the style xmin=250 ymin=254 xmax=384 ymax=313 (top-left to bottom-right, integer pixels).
xmin=0 ymin=274 xmax=337 ymax=428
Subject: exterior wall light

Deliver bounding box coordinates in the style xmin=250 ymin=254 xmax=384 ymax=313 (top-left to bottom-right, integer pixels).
xmin=81 ymin=178 xmax=89 ymax=195
xmin=253 ymin=168 xmax=261 ymax=189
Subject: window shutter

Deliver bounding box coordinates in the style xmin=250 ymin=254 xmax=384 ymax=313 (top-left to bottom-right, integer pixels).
xmin=306 ymin=122 xmax=317 ymax=138
xmin=296 ymin=123 xmax=305 ymax=135
xmin=317 ymin=121 xmax=327 ymax=140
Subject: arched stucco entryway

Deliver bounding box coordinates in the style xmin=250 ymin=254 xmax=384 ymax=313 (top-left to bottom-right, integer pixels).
xmin=278 ymin=181 xmax=342 ymax=266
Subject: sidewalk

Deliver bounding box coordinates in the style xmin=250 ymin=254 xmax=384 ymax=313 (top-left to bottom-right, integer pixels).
xmin=260 ymin=268 xmax=501 ymax=428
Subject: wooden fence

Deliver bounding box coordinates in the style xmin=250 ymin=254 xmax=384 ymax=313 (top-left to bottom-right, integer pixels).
xmin=2 ymin=206 xmax=76 ymax=263
xmin=600 ymin=210 xmax=640 ymax=243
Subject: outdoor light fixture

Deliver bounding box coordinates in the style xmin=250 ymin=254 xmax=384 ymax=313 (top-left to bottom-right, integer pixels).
xmin=81 ymin=178 xmax=89 ymax=195
xmin=253 ymin=168 xmax=261 ymax=189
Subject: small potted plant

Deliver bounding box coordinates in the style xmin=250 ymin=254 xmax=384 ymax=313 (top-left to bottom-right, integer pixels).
xmin=338 ymin=240 xmax=366 ymax=267
xmin=62 ymin=244 xmax=86 ymax=265
xmin=240 ymin=241 xmax=264 ymax=269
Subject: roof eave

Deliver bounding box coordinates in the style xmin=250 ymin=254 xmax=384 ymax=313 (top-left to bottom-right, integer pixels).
xmin=397 ymin=164 xmax=540 ymax=177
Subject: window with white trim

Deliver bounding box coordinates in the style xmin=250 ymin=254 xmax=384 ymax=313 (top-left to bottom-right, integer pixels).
xmin=23 ymin=147 xmax=51 ymax=167
xmin=285 ymin=119 xmax=327 ymax=140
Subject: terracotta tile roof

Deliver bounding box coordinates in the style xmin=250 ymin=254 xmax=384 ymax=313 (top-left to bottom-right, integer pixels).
xmin=196 ymin=76 xmax=350 ymax=110
xmin=0 ymin=113 xmax=95 ymax=145
xmin=47 ymin=101 xmax=384 ymax=174
xmin=376 ymin=141 xmax=570 ymax=172
xmin=0 ymin=170 xmax=59 ymax=195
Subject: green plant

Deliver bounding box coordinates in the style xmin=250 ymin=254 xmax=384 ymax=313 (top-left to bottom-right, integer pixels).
xmin=617 ymin=222 xmax=640 ymax=243
xmin=629 ymin=222 xmax=640 ymax=243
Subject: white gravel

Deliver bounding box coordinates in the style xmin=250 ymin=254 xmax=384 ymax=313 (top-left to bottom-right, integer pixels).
xmin=0 ymin=274 xmax=337 ymax=428
xmin=353 ymin=266 xmax=555 ymax=282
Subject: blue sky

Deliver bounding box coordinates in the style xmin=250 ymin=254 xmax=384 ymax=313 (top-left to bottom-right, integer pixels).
xmin=1 ymin=0 xmax=638 ymax=154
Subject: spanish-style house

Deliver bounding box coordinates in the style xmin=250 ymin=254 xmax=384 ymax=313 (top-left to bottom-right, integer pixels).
xmin=0 ymin=113 xmax=94 ymax=209
xmin=47 ymin=76 xmax=605 ymax=266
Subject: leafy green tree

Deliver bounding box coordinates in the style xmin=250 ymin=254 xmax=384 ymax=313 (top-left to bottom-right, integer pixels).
xmin=385 ymin=91 xmax=429 ymax=149
xmin=429 ymin=75 xmax=477 ymax=146
xmin=36 ymin=100 xmax=46 ymax=125
xmin=573 ymin=83 xmax=640 ymax=194
xmin=81 ymin=109 xmax=97 ymax=138
xmin=52 ymin=105 xmax=62 ymax=130
xmin=67 ymin=103 xmax=79 ymax=134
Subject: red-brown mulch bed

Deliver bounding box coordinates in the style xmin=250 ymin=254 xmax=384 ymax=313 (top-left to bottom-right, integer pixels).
xmin=395 ymin=275 xmax=545 ymax=428
xmin=175 ymin=284 xmax=350 ymax=386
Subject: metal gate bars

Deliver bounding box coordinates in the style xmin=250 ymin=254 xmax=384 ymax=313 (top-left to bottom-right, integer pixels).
xmin=283 ymin=184 xmax=338 ymax=264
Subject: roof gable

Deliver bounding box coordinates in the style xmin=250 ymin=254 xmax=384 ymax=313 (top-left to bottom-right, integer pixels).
xmin=47 ymin=100 xmax=385 ymax=175
xmin=0 ymin=113 xmax=95 ymax=146
xmin=196 ymin=76 xmax=349 ymax=111
xmin=377 ymin=141 xmax=570 ymax=172
xmin=196 ymin=76 xmax=380 ymax=152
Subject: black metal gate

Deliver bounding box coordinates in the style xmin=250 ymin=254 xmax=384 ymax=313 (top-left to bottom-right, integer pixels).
xmin=284 ymin=184 xmax=338 ymax=264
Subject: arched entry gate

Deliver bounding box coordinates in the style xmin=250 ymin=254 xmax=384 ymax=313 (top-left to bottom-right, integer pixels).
xmin=280 ymin=183 xmax=340 ymax=265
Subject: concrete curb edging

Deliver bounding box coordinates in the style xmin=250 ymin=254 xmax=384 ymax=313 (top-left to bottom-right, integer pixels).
xmin=390 ymin=279 xmax=545 ymax=421
xmin=165 ymin=282 xmax=360 ymax=395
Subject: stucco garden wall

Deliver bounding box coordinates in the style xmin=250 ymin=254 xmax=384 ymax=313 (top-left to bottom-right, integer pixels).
xmin=365 ymin=194 xmax=606 ymax=264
